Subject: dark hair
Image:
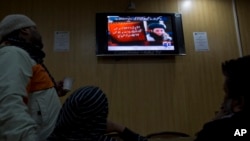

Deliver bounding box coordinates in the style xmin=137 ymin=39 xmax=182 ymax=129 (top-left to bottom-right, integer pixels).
xmin=148 ymin=23 xmax=166 ymax=30
xmin=222 ymin=55 xmax=250 ymax=109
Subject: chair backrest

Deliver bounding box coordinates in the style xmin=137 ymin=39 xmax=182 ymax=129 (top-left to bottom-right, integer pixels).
xmin=146 ymin=131 xmax=190 ymax=139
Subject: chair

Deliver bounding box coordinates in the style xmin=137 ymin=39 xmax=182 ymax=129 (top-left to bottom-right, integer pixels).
xmin=146 ymin=131 xmax=190 ymax=139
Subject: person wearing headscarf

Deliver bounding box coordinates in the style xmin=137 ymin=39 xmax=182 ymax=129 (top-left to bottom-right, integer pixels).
xmin=48 ymin=86 xmax=148 ymax=141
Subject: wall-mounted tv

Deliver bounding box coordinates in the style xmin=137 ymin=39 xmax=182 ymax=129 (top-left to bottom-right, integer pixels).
xmin=96 ymin=12 xmax=186 ymax=56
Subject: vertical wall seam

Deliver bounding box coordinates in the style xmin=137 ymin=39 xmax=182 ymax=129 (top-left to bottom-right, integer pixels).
xmin=232 ymin=0 xmax=243 ymax=57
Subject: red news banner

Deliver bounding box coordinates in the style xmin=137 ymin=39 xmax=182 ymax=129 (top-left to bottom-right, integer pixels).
xmin=108 ymin=22 xmax=146 ymax=43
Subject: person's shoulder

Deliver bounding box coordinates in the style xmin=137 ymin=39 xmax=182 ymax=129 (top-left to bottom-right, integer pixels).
xmin=204 ymin=117 xmax=232 ymax=128
xmin=194 ymin=119 xmax=232 ymax=141
xmin=231 ymin=112 xmax=249 ymax=128
xmin=1 ymin=45 xmax=26 ymax=53
xmin=0 ymin=45 xmax=31 ymax=58
xmin=208 ymin=112 xmax=249 ymax=131
xmin=196 ymin=115 xmax=249 ymax=140
xmin=0 ymin=45 xmax=35 ymax=65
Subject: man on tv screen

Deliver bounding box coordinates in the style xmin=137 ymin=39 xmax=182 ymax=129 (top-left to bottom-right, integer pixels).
xmin=146 ymin=23 xmax=172 ymax=45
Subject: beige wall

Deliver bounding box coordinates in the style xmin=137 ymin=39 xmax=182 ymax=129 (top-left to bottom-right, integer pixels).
xmin=0 ymin=0 xmax=248 ymax=137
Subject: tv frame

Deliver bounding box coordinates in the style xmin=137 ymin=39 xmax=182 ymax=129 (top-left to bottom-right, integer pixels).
xmin=95 ymin=12 xmax=186 ymax=56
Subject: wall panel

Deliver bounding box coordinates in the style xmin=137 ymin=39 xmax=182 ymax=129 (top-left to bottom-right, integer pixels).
xmin=235 ymin=0 xmax=250 ymax=55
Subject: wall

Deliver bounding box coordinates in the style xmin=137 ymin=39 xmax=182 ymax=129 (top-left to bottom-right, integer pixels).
xmin=0 ymin=0 xmax=246 ymax=136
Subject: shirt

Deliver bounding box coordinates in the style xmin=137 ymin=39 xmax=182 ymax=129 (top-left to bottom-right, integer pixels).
xmin=0 ymin=46 xmax=61 ymax=141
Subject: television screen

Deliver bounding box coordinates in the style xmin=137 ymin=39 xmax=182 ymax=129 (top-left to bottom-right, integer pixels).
xmin=96 ymin=13 xmax=186 ymax=56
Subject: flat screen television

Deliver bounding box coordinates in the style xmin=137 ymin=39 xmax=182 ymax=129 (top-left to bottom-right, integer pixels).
xmin=95 ymin=12 xmax=186 ymax=56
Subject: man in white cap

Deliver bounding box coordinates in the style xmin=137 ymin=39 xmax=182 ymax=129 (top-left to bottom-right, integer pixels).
xmin=0 ymin=14 xmax=62 ymax=141
xmin=0 ymin=14 xmax=148 ymax=141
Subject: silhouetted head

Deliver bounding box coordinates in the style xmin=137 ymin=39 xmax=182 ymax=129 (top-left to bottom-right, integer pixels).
xmin=222 ymin=55 xmax=250 ymax=111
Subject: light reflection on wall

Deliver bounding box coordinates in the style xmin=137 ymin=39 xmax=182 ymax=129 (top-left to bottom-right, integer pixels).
xmin=178 ymin=0 xmax=192 ymax=13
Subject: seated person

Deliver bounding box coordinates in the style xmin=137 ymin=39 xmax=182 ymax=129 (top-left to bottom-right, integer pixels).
xmin=194 ymin=55 xmax=250 ymax=141
xmin=47 ymin=86 xmax=148 ymax=141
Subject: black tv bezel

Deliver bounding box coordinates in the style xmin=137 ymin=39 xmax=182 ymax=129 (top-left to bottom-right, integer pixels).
xmin=95 ymin=12 xmax=186 ymax=56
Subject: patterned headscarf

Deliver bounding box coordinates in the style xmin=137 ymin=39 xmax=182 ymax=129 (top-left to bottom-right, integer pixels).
xmin=48 ymin=86 xmax=117 ymax=141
